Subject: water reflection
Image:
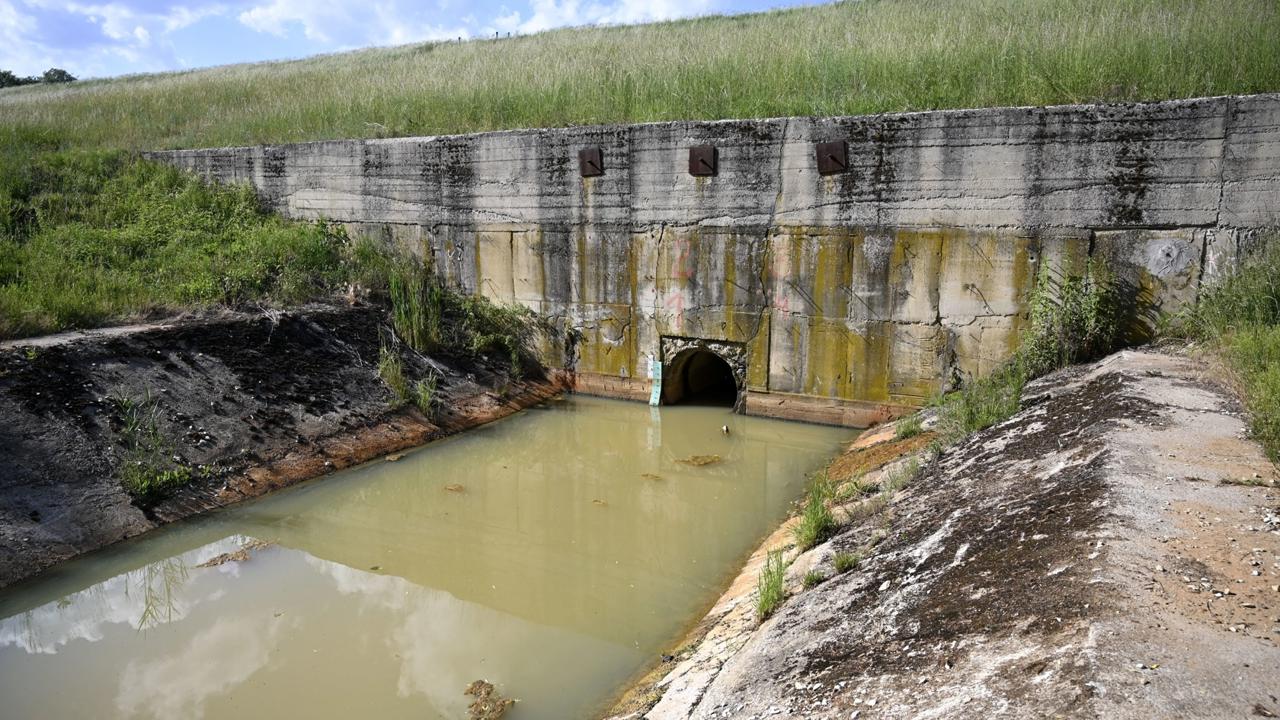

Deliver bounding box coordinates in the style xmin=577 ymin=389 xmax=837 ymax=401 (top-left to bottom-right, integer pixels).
xmin=0 ymin=396 xmax=849 ymax=720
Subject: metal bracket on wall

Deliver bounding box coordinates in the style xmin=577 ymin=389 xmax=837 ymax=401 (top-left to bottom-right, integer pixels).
xmin=688 ymin=145 xmax=718 ymax=176
xmin=815 ymin=140 xmax=848 ymax=175
xmin=578 ymin=147 xmax=604 ymax=177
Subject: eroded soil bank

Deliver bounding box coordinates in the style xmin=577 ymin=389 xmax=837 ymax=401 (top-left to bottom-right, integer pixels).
xmin=0 ymin=303 xmax=567 ymax=589
xmin=612 ymin=349 xmax=1280 ymax=719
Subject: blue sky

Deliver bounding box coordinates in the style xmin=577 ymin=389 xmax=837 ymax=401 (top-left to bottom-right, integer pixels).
xmin=0 ymin=0 xmax=822 ymax=79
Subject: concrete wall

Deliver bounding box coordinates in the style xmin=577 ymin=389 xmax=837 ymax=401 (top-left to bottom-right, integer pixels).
xmin=149 ymin=94 xmax=1280 ymax=426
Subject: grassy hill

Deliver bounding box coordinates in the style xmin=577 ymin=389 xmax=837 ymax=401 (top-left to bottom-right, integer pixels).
xmin=1 ymin=0 xmax=1278 ymax=151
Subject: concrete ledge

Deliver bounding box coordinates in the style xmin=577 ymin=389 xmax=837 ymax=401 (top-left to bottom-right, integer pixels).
xmin=570 ymin=372 xmax=652 ymax=403
xmin=745 ymin=391 xmax=911 ymax=428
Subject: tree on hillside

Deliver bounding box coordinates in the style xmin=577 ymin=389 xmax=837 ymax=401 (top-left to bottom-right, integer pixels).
xmin=41 ymin=68 xmax=75 ymax=84
xmin=0 ymin=71 xmax=37 ymax=88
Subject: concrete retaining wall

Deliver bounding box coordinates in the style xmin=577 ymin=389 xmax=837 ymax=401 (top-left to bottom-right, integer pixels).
xmin=149 ymin=94 xmax=1280 ymax=426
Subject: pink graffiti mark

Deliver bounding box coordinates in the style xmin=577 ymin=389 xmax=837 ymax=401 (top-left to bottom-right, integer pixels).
xmin=671 ymin=236 xmax=694 ymax=280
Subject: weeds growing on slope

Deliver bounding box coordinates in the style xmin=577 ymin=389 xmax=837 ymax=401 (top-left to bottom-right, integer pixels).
xmin=933 ymin=257 xmax=1122 ymax=444
xmin=756 ymin=549 xmax=788 ymax=621
xmin=0 ymin=133 xmax=349 ymax=339
xmin=1176 ymin=239 xmax=1280 ymax=461
xmin=832 ymin=550 xmax=861 ymax=574
xmin=793 ymin=472 xmax=838 ymax=551
xmin=108 ymin=390 xmax=192 ymax=505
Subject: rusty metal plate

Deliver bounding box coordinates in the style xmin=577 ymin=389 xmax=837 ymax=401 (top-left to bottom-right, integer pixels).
xmin=815 ymin=140 xmax=848 ymax=175
xmin=578 ymin=146 xmax=604 ymax=177
xmin=688 ymin=145 xmax=717 ymax=176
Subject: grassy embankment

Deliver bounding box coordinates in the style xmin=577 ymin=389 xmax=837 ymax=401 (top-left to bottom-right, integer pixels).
xmin=1182 ymin=243 xmax=1280 ymax=462
xmin=0 ymin=0 xmax=1277 ymax=150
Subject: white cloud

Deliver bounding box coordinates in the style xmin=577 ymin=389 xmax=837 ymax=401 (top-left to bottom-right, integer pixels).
xmin=493 ymin=0 xmax=715 ymax=35
xmin=238 ymin=0 xmax=470 ymax=46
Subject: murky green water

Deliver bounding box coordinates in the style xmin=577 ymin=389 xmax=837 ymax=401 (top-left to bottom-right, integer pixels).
xmin=0 ymin=395 xmax=848 ymax=720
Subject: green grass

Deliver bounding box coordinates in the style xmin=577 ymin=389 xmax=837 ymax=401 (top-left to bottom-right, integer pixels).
xmin=0 ymin=132 xmax=348 ymax=339
xmin=413 ymin=376 xmax=438 ymax=417
xmin=801 ymin=570 xmax=826 ymax=589
xmin=792 ymin=472 xmax=838 ymax=551
xmin=755 ymin=549 xmax=788 ymax=621
xmin=108 ymin=390 xmax=194 ymax=504
xmin=1179 ymin=240 xmax=1280 ymax=462
xmin=378 ymin=342 xmax=410 ymax=406
xmin=832 ymin=550 xmax=861 ymax=574
xmin=894 ymin=414 xmax=924 ymax=440
xmin=0 ymin=0 xmax=1276 ymax=151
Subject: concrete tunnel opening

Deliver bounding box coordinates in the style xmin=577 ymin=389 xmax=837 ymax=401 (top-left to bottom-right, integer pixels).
xmin=662 ymin=349 xmax=739 ymax=408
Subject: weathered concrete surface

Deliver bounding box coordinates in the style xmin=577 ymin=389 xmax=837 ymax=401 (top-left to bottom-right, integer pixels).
xmin=150 ymin=95 xmax=1280 ymax=424
xmin=614 ymin=350 xmax=1280 ymax=719
xmin=0 ymin=304 xmax=567 ymax=589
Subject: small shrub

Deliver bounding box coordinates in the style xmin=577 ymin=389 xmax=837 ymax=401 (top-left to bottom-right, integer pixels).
xmin=413 ymin=375 xmax=438 ymax=417
xmin=832 ymin=550 xmax=861 ymax=574
xmin=756 ymin=549 xmax=788 ymax=620
xmin=792 ymin=473 xmax=837 ymax=551
xmin=108 ymin=390 xmax=192 ymax=504
xmin=378 ymin=343 xmax=409 ymax=406
xmin=387 ymin=256 xmax=443 ymax=353
xmin=802 ymin=570 xmax=826 ymax=589
xmin=894 ymin=413 xmax=923 ymax=440
xmin=121 ymin=463 xmax=192 ymax=504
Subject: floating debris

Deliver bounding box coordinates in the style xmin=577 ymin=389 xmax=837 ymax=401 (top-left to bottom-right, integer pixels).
xmin=444 ymin=484 xmax=465 ymax=492
xmin=641 ymin=473 xmax=663 ymax=481
xmin=592 ymin=499 xmax=608 ymax=506
xmin=465 ymin=679 xmax=515 ymax=720
xmin=385 ymin=453 xmax=404 ymax=462
xmin=196 ymin=538 xmax=274 ymax=568
xmin=677 ymin=454 xmax=722 ymax=466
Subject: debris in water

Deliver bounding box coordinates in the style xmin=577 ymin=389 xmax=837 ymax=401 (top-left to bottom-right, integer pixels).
xmin=677 ymin=454 xmax=722 ymax=466
xmin=721 ymin=424 xmax=730 ymax=435
xmin=385 ymin=453 xmax=404 ymax=462
xmin=445 ymin=484 xmax=465 ymax=492
xmin=369 ymin=565 xmax=382 ymax=571
xmin=196 ymin=538 xmax=274 ymax=568
xmin=593 ymin=499 xmax=608 ymax=506
xmin=641 ymin=473 xmax=663 ymax=481
xmin=464 ymin=679 xmax=516 ymax=719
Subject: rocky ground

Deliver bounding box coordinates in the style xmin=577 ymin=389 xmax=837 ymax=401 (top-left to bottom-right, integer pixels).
xmin=0 ymin=303 xmax=566 ymax=589
xmin=610 ymin=349 xmax=1280 ymax=719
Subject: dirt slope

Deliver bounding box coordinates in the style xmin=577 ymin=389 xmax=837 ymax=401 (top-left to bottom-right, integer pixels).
xmin=0 ymin=303 xmax=566 ymax=589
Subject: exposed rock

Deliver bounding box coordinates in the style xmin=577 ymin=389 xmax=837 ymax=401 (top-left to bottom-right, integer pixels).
xmin=618 ymin=350 xmax=1280 ymax=719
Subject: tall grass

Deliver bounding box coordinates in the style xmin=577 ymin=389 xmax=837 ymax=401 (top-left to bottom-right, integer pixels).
xmin=755 ymin=549 xmax=788 ymax=621
xmin=0 ymin=132 xmax=348 ymax=338
xmin=0 ymin=0 xmax=1276 ymax=150
xmin=792 ymin=472 xmax=837 ymax=551
xmin=1179 ymin=241 xmax=1280 ymax=461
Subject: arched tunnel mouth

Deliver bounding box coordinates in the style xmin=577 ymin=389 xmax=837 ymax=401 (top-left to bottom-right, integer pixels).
xmin=662 ymin=349 xmax=739 ymax=408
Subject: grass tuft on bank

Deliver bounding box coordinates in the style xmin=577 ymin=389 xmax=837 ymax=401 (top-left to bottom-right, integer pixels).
xmin=1179 ymin=240 xmax=1280 ymax=462
xmin=1 ymin=0 xmax=1277 ymax=151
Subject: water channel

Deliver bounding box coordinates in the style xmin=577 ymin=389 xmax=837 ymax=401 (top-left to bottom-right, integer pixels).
xmin=0 ymin=395 xmax=849 ymax=719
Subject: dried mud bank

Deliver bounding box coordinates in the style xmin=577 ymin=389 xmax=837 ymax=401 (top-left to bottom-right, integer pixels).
xmin=0 ymin=304 xmax=567 ymax=589
xmin=611 ymin=350 xmax=1280 ymax=719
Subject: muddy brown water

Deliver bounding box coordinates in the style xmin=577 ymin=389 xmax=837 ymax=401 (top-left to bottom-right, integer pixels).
xmin=0 ymin=395 xmax=849 ymax=719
